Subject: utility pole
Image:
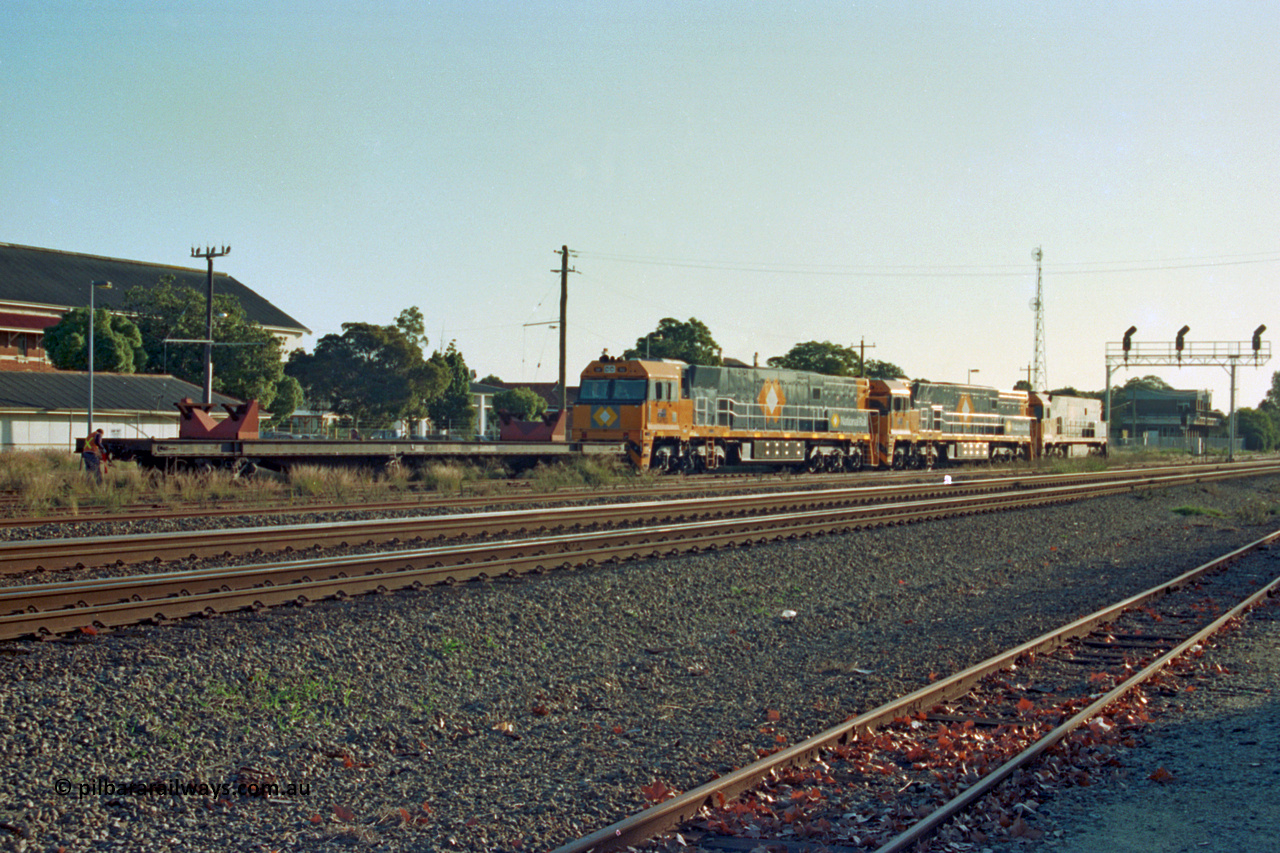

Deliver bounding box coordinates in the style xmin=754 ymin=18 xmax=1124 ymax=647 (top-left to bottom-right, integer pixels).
xmin=191 ymin=245 xmax=230 ymax=404
xmin=857 ymin=337 xmax=876 ymax=377
xmin=552 ymin=246 xmax=579 ymax=413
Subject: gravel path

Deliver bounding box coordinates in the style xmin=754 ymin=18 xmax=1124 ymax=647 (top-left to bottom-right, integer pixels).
xmin=2 ymin=473 xmax=1278 ymax=852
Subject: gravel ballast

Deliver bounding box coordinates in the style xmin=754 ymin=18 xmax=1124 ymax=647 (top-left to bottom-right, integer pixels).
xmin=2 ymin=473 xmax=1278 ymax=852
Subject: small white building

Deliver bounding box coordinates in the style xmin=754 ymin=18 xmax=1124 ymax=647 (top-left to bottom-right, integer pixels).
xmin=0 ymin=371 xmax=242 ymax=452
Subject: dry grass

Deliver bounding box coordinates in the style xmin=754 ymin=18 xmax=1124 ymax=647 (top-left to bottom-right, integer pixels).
xmin=1035 ymin=454 xmax=1110 ymax=474
xmin=519 ymin=456 xmax=631 ymax=492
xmin=285 ymin=465 xmax=370 ymax=500
xmin=416 ymin=463 xmax=469 ymax=494
xmin=0 ymin=449 xmax=640 ymax=515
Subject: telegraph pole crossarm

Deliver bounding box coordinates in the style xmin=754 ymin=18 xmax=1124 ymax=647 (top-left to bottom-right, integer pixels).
xmin=190 ymin=245 xmax=231 ymax=405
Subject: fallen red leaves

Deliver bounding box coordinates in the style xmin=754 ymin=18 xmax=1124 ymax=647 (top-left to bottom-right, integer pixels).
xmin=687 ymin=657 xmax=1205 ymax=849
xmin=680 ymin=588 xmax=1252 ymax=851
xmin=641 ymin=779 xmax=677 ymax=803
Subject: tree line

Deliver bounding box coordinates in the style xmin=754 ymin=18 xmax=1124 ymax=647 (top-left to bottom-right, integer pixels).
xmin=45 ymin=275 xmax=304 ymax=423
xmin=46 ymin=292 xmax=1280 ymax=448
xmin=618 ymin=317 xmax=907 ymax=379
xmin=43 ymin=280 xmax=475 ymax=434
xmin=1236 ymin=373 xmax=1280 ymax=451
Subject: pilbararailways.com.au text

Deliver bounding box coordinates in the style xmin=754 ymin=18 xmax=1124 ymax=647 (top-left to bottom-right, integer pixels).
xmin=54 ymin=777 xmax=310 ymax=799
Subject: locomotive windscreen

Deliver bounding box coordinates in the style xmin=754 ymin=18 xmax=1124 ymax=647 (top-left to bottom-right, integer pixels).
xmin=579 ymin=378 xmax=647 ymax=402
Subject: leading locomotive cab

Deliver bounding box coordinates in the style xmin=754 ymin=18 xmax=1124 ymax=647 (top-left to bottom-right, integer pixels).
xmin=575 ymin=357 xmax=691 ymax=470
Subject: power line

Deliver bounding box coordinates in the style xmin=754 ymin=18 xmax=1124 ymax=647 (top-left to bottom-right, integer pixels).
xmin=575 ymin=249 xmax=1280 ymax=278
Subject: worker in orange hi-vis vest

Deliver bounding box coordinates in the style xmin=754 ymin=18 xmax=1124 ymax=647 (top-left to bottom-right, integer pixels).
xmin=82 ymin=428 xmax=107 ymax=484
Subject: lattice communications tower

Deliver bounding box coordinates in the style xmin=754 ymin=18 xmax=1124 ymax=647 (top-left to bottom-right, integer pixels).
xmin=1030 ymin=246 xmax=1048 ymax=392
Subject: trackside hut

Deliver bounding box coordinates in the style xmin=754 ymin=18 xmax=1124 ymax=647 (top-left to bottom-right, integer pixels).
xmin=0 ymin=372 xmax=241 ymax=452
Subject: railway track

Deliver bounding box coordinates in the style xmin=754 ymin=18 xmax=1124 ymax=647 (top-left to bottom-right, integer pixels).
xmin=2 ymin=462 xmax=1277 ymax=578
xmin=0 ymin=473 xmax=967 ymax=529
xmin=0 ymin=468 xmax=905 ymax=526
xmin=0 ymin=458 xmax=1268 ymax=530
xmin=551 ymin=529 xmax=1280 ymax=852
xmin=3 ymin=464 xmax=1277 ymax=640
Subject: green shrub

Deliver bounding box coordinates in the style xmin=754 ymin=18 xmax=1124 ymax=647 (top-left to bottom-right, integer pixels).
xmin=1171 ymin=505 xmax=1224 ymax=518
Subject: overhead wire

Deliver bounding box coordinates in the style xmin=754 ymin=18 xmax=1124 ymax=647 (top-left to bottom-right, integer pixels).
xmin=575 ymin=249 xmax=1280 ymax=278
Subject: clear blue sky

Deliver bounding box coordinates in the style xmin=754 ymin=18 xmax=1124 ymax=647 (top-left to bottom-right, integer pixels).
xmin=4 ymin=1 xmax=1277 ymax=411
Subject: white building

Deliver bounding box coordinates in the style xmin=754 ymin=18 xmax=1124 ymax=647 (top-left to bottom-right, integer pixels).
xmin=0 ymin=371 xmax=241 ymax=452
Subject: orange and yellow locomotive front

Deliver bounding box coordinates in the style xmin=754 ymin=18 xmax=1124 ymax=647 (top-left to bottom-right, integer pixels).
xmin=574 ymin=358 xmax=690 ymax=469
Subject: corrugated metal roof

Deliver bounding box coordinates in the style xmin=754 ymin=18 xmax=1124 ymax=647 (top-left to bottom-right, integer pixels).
xmin=0 ymin=242 xmax=309 ymax=335
xmin=0 ymin=371 xmax=240 ymax=413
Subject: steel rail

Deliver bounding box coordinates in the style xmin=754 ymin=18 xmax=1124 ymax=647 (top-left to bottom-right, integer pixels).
xmin=0 ymin=469 xmax=964 ymax=526
xmin=0 ymin=478 xmax=1135 ymax=613
xmin=0 ymin=459 xmax=1273 ymax=531
xmin=3 ymin=463 xmax=1275 ymax=576
xmin=0 ymin=472 xmax=1064 ymax=575
xmin=0 ymin=470 xmax=1259 ymax=641
xmin=0 ymin=482 xmax=1112 ymax=638
xmin=550 ymin=528 xmax=1280 ymax=853
xmin=0 ymin=472 xmax=835 ymax=528
xmin=872 ymin=538 xmax=1280 ymax=852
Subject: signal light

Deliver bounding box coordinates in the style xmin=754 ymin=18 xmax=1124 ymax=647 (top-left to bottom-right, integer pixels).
xmin=1254 ymin=324 xmax=1266 ymax=352
xmin=1175 ymin=325 xmax=1190 ymax=362
xmin=1122 ymin=326 xmax=1137 ymax=363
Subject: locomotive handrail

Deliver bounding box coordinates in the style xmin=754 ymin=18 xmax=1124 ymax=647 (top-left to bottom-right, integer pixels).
xmin=700 ymin=397 xmax=873 ymax=434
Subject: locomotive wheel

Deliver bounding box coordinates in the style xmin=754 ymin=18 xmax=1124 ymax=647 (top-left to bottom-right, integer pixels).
xmin=845 ymin=448 xmax=864 ymax=472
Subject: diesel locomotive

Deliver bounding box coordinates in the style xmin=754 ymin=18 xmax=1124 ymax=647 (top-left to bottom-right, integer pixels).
xmin=573 ymin=356 xmax=1105 ymax=472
